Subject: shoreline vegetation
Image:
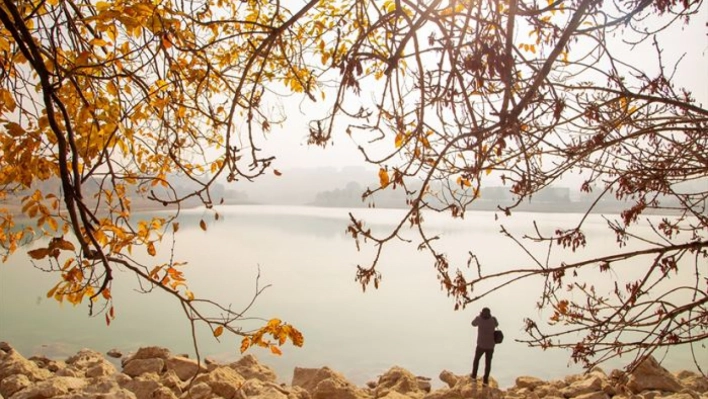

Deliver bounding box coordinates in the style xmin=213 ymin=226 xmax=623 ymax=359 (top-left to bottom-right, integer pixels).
xmin=1 ymin=342 xmax=707 ymax=399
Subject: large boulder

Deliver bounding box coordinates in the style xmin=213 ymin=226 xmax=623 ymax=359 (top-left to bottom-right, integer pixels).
xmin=122 ymin=358 xmax=165 ymax=377
xmin=0 ymin=348 xmax=52 ymax=382
xmin=561 ymin=375 xmax=603 ymax=398
xmin=238 ymin=379 xmax=291 ymax=399
xmin=193 ymin=365 xmax=245 ymax=399
xmin=515 ymin=376 xmax=545 ymax=390
xmin=374 ymin=366 xmax=424 ymax=398
xmin=229 ymin=354 xmax=277 ymax=383
xmin=292 ymin=367 xmax=370 ymax=399
xmin=122 ymin=373 xmax=162 ymax=399
xmin=8 ymin=376 xmax=87 ymax=399
xmin=0 ymin=374 xmax=31 ymax=398
xmin=165 ymin=356 xmax=204 ymax=381
xmin=674 ymin=371 xmax=708 ymax=394
xmin=626 ymin=356 xmax=684 ymax=394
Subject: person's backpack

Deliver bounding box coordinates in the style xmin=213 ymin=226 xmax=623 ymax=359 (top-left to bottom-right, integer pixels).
xmin=494 ymin=329 xmax=504 ymax=344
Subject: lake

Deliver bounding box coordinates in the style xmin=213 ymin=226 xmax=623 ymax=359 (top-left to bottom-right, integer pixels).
xmin=0 ymin=205 xmax=705 ymax=388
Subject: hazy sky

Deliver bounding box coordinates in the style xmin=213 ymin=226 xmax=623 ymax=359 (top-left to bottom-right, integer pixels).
xmin=257 ymin=11 xmax=707 ymax=173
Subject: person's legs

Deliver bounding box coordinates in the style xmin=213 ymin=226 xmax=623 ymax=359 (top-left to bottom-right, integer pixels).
xmin=482 ymin=348 xmax=494 ymax=385
xmin=471 ymin=347 xmax=484 ymax=379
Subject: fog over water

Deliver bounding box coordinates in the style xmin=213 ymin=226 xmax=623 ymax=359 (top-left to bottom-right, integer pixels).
xmin=1 ymin=206 xmax=705 ymax=388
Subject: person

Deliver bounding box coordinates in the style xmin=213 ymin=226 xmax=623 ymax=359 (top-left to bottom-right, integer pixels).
xmin=471 ymin=307 xmax=498 ymax=385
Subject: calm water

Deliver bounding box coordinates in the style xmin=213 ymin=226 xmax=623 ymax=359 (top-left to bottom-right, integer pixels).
xmin=0 ymin=205 xmax=705 ymax=387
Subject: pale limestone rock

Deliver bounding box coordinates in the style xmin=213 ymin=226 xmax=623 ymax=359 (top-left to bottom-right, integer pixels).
xmin=131 ymin=347 xmax=171 ymax=361
xmin=229 ymin=354 xmax=277 ymax=383
xmin=86 ymin=361 xmax=116 ymax=378
xmin=374 ymin=366 xmax=424 ymax=398
xmin=676 ymin=373 xmax=708 ymax=394
xmin=152 ymin=386 xmax=179 ymax=399
xmin=535 ymin=383 xmax=564 ymax=397
xmin=159 ymin=369 xmax=184 ymax=396
xmin=122 ymin=374 xmax=162 ymax=399
xmin=185 ymin=382 xmax=212 ymax=399
xmin=193 ymin=365 xmax=245 ymax=399
xmin=310 ymin=377 xmax=371 ymax=399
xmin=438 ymin=370 xmax=458 ymax=389
xmin=574 ymin=392 xmax=610 ymax=399
xmin=65 ymin=349 xmax=110 ymax=372
xmin=657 ymin=394 xmax=695 ymax=399
xmin=515 ymin=376 xmax=545 ymax=390
xmin=378 ymin=392 xmax=414 ymax=399
xmin=0 ymin=374 xmax=31 ymax=398
xmin=416 ymin=377 xmax=432 ymax=393
xmin=627 ymin=356 xmax=684 ymax=394
xmin=165 ymin=356 xmax=204 ymax=381
xmin=562 ymin=375 xmax=603 ymax=398
xmin=122 ymin=358 xmax=165 ymax=377
xmin=0 ymin=349 xmax=52 ymax=382
xmin=239 ymin=379 xmax=290 ymax=399
xmin=9 ymin=376 xmax=87 ymax=399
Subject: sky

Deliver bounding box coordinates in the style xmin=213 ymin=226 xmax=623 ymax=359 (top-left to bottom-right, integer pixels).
xmin=255 ymin=10 xmax=708 ymax=174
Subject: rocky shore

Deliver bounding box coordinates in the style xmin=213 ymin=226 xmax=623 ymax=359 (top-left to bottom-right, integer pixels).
xmin=0 ymin=342 xmax=706 ymax=399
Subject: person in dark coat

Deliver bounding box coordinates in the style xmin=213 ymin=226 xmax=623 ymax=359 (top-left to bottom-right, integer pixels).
xmin=471 ymin=307 xmax=499 ymax=385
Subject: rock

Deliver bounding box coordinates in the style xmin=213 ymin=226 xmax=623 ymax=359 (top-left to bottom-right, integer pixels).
xmin=130 ymin=347 xmax=171 ymax=361
xmin=516 ymin=376 xmax=545 ymax=390
xmin=375 ymin=366 xmax=424 ymax=398
xmin=152 ymin=386 xmax=179 ymax=399
xmin=229 ymin=354 xmax=277 ymax=383
xmin=292 ymin=367 xmax=369 ymax=399
xmin=0 ymin=374 xmax=31 ymax=398
xmin=158 ymin=369 xmax=183 ymax=396
xmin=186 ymin=382 xmax=212 ymax=399
xmin=122 ymin=358 xmax=165 ymax=377
xmin=122 ymin=373 xmax=162 ymax=399
xmin=0 ymin=342 xmax=13 ymax=353
xmin=165 ymin=356 xmax=204 ymax=381
xmin=438 ymin=370 xmax=459 ymax=389
xmin=86 ymin=361 xmax=116 ymax=378
xmin=416 ymin=376 xmax=431 ymax=393
xmin=0 ymin=350 xmax=52 ymax=383
xmin=9 ymin=376 xmax=87 ymax=399
xmin=193 ymin=366 xmax=245 ymax=399
xmin=239 ymin=379 xmax=290 ymax=399
xmin=535 ymin=383 xmax=564 ymax=398
xmin=562 ymin=375 xmax=603 ymax=398
xmin=378 ymin=392 xmax=413 ymax=399
xmin=675 ymin=372 xmax=708 ymax=394
xmin=107 ymin=349 xmax=123 ymax=359
xmin=627 ymin=356 xmax=684 ymax=394
xmin=574 ymin=392 xmax=610 ymax=399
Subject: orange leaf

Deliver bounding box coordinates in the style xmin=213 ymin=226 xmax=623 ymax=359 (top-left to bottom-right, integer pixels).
xmin=199 ymin=220 xmax=207 ymax=231
xmin=213 ymin=326 xmax=224 ymax=337
xmin=172 ymin=222 xmax=179 ymax=233
xmin=146 ymin=242 xmax=156 ymax=256
xmin=273 ymin=169 xmax=282 ymax=176
xmin=378 ymin=168 xmax=389 ymax=188
xmin=270 ymin=345 xmax=282 ymax=356
xmin=240 ymin=337 xmax=251 ymax=354
xmin=28 ymin=248 xmax=49 ymax=260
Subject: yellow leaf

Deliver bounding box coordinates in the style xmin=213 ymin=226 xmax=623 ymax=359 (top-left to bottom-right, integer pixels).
xmin=394 ymin=133 xmax=404 ymax=148
xmin=267 ymin=318 xmax=282 ymax=329
xmin=106 ymin=81 xmax=118 ymax=96
xmin=378 ymin=168 xmax=389 ymax=188
xmin=213 ymin=326 xmax=224 ymax=337
xmin=46 ymin=282 xmax=61 ymax=298
xmin=147 ymin=241 xmax=156 ymax=256
xmin=47 ymin=217 xmax=58 ymax=231
xmin=270 ymin=345 xmax=282 ymax=356
xmin=185 ymin=290 xmax=194 ymax=301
